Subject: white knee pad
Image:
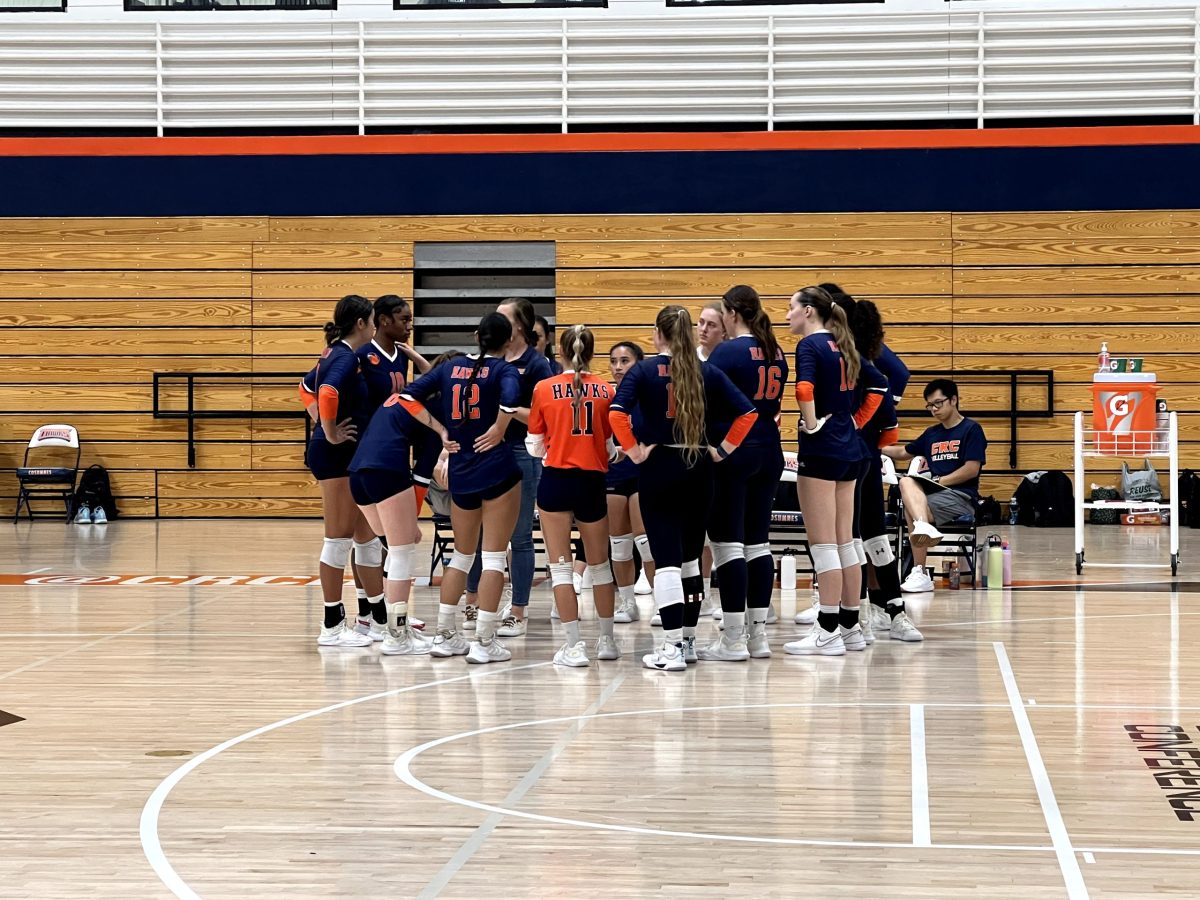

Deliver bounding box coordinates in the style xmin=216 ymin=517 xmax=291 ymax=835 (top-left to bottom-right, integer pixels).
xmin=653 ymin=566 xmax=685 ymax=610
xmin=610 ymin=533 xmax=634 ymax=563
xmin=481 ymin=550 xmax=507 ymax=573
xmin=320 ymin=537 xmax=353 ymax=570
xmin=386 ymin=544 xmax=414 ymax=582
xmin=549 ymin=561 xmax=574 ymax=587
xmin=838 ymin=542 xmax=859 ymax=569
xmin=634 ymin=534 xmax=654 ymax=565
xmin=587 ymin=563 xmax=614 ymax=586
xmin=353 ymin=537 xmax=384 ymax=568
xmin=852 ymin=538 xmax=867 ymax=565
xmin=744 ymin=542 xmax=772 ymax=564
xmin=864 ymin=534 xmax=895 ymax=566
xmin=448 ymin=550 xmax=475 ymax=573
xmin=710 ymin=541 xmax=745 ymax=569
xmin=811 ymin=543 xmax=840 ymax=575
xmin=682 ymin=559 xmax=701 ymax=579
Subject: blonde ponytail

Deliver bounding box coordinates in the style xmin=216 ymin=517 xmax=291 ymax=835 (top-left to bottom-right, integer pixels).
xmin=826 ymin=302 xmax=861 ymax=388
xmin=559 ymin=324 xmax=595 ymax=422
xmin=656 ymin=305 xmax=706 ymax=463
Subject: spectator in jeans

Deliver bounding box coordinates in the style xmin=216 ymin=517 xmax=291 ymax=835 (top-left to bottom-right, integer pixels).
xmin=883 ymin=378 xmax=987 ymax=593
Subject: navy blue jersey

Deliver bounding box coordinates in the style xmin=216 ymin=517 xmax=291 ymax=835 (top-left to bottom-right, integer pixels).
xmin=403 ymin=355 xmax=520 ymax=494
xmin=794 ymin=331 xmax=865 ymax=462
xmin=411 ymin=425 xmax=444 ymax=486
xmin=605 ymin=397 xmax=641 ymax=486
xmin=877 ymin=343 xmax=910 ymax=401
xmin=610 ymin=354 xmax=755 ymax=449
xmin=357 ymin=340 xmax=410 ymax=412
xmin=706 ymin=334 xmax=788 ymax=447
xmin=856 ymin=359 xmax=897 ymax=452
xmin=310 ymin=342 xmax=369 ymax=445
xmin=350 ymin=395 xmax=431 ymax=474
xmin=506 ymin=345 xmax=555 ymax=445
xmin=906 ymin=417 xmax=988 ymax=499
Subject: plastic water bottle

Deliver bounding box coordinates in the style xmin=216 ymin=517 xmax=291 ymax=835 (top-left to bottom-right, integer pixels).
xmin=1008 ymin=495 xmax=1019 ymax=526
xmin=1098 ymin=341 xmax=1110 ymax=373
xmin=780 ymin=553 xmax=797 ymax=591
xmin=1002 ymin=539 xmax=1012 ymax=586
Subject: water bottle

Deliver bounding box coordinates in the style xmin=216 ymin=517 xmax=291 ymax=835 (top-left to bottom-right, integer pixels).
xmin=948 ymin=562 xmax=961 ymax=591
xmin=1002 ymin=539 xmax=1012 ymax=587
xmin=780 ymin=552 xmax=797 ymax=591
xmin=1098 ymin=341 xmax=1110 ymax=373
xmin=986 ymin=533 xmax=1004 ymax=590
xmin=1008 ymin=495 xmax=1019 ymax=526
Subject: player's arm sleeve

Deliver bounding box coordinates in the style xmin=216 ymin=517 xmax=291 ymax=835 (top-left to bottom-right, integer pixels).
xmin=709 ymin=365 xmax=757 ymax=449
xmin=317 ymin=353 xmax=355 ymax=421
xmin=609 ymin=365 xmax=641 ymax=452
xmin=401 ymin=366 xmax=439 ymax=404
xmin=524 ymin=387 xmax=547 ymax=457
xmin=853 ymin=363 xmax=888 ymax=428
xmin=794 ymin=341 xmax=816 ymax=403
xmin=499 ymin=366 xmax=521 ymax=413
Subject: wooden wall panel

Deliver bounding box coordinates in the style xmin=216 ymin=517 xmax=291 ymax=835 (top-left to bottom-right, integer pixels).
xmin=1 ymin=210 xmax=1195 ymax=518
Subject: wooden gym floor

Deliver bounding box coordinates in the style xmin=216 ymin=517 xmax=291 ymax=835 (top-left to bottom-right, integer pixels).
xmin=2 ymin=519 xmax=1198 ymax=899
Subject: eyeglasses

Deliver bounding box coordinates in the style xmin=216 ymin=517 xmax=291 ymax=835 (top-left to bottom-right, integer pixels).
xmin=925 ymin=398 xmax=949 ymax=411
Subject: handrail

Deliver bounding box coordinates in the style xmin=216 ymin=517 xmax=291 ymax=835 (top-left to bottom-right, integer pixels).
xmin=152 ymin=371 xmax=310 ymax=469
xmin=901 ymin=369 xmax=1054 ymax=470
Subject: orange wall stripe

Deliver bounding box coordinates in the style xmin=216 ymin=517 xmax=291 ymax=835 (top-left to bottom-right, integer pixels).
xmin=0 ymin=125 xmax=1199 ymax=157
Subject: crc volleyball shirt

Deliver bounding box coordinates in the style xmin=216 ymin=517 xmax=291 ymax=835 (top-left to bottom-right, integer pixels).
xmin=905 ymin=417 xmax=988 ymax=498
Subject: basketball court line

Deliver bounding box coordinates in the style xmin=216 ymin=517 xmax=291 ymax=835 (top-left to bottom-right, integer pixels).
xmin=417 ymin=673 xmax=627 ymax=899
xmin=910 ymin=704 xmax=931 ymax=847
xmin=995 ymin=641 xmax=1089 ymax=899
xmin=139 ymin=662 xmax=551 ymax=900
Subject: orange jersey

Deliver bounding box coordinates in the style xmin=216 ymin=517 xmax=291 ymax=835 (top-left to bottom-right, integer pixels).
xmin=527 ymin=373 xmax=615 ymax=472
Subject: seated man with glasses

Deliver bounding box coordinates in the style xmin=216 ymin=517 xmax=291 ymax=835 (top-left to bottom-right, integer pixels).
xmin=883 ymin=378 xmax=987 ymax=593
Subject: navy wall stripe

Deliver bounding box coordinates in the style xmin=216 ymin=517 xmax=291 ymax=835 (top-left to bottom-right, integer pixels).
xmin=2 ymin=144 xmax=1197 ymax=216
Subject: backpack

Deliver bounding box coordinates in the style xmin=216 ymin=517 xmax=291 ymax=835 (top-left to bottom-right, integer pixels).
xmin=1013 ymin=470 xmax=1074 ymax=527
xmin=974 ymin=495 xmax=1002 ymax=526
xmin=74 ymin=464 xmax=119 ymax=520
xmin=1180 ymin=470 xmax=1200 ymax=528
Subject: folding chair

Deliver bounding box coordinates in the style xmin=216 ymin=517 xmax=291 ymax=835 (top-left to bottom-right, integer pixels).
xmin=14 ymin=424 xmax=81 ymax=522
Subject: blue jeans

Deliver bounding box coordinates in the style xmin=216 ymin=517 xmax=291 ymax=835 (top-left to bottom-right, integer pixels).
xmin=466 ymin=445 xmax=541 ymax=608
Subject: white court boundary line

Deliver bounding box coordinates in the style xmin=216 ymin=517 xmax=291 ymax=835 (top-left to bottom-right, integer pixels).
xmin=994 ymin=641 xmax=1089 ymax=900
xmin=417 ymin=674 xmax=627 ymax=899
xmin=910 ymin=704 xmax=930 ymax=847
xmin=139 ymin=662 xmax=550 ymax=900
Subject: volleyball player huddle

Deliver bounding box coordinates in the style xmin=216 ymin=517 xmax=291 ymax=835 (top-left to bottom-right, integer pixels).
xmin=302 ymin=283 xmax=921 ymax=671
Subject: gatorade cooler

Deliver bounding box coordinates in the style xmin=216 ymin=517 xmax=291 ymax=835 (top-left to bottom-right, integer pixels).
xmin=1091 ymin=372 xmax=1158 ymax=454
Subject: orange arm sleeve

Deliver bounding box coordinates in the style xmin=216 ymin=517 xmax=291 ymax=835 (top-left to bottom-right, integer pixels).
xmin=609 ymin=409 xmax=636 ymax=452
xmin=878 ymin=426 xmax=899 ymax=449
xmin=853 ymin=392 xmax=883 ymax=429
xmin=400 ymin=396 xmax=428 ymax=420
xmin=317 ymin=385 xmax=339 ymax=421
xmin=723 ymin=409 xmax=758 ymax=450
xmin=796 ymin=380 xmax=815 ymax=402
xmin=298 ymin=383 xmax=315 ymax=407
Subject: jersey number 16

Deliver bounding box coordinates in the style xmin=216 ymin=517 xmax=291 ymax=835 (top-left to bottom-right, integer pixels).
xmin=754 ymin=367 xmax=783 ymax=401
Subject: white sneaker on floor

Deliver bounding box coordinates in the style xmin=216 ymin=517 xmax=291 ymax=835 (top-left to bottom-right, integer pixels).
xmin=711 ymin=606 xmax=724 ymax=621
xmin=467 ymin=638 xmax=511 ymax=664
xmin=794 ymin=596 xmax=819 ymax=626
xmin=635 ymin=571 xmax=653 ymax=595
xmin=650 ymin=611 xmax=662 ymax=627
xmin=869 ymin=605 xmax=892 ymax=634
xmin=747 ymin=627 xmax=771 ymax=658
xmin=911 ymin=520 xmax=944 ymax=548
xmin=554 ymin=640 xmax=590 ymax=667
xmin=766 ymin=605 xmax=778 ymax=625
xmin=859 ymin=612 xmax=875 ymax=646
xmin=497 ymin=615 xmax=527 ymax=637
xmin=840 ymin=623 xmax=867 ymax=652
xmin=784 ymin=626 xmax=845 ymax=656
xmin=682 ymin=636 xmax=698 ymax=663
xmin=430 ymin=630 xmax=470 ymax=657
xmin=381 ymin=626 xmax=432 ymax=656
xmin=901 ymin=567 xmax=935 ymax=593
xmin=353 ymin=618 xmax=385 ymax=642
xmin=596 ymin=634 xmax=621 ymax=660
xmin=463 ymin=604 xmax=478 ymax=629
xmin=696 ymin=633 xmax=750 ymax=662
xmin=614 ymin=597 xmax=640 ymax=623
xmin=409 ymin=616 xmax=426 ymax=632
xmin=317 ymin=622 xmax=373 ymax=648
xmin=642 ymin=640 xmax=686 ymax=672
xmin=498 ymin=589 xmax=512 ymax=621
xmin=889 ymin=612 xmax=925 ymax=642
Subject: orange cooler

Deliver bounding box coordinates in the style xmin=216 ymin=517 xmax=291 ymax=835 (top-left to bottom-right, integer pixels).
xmin=1091 ymin=372 xmax=1158 ymax=454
